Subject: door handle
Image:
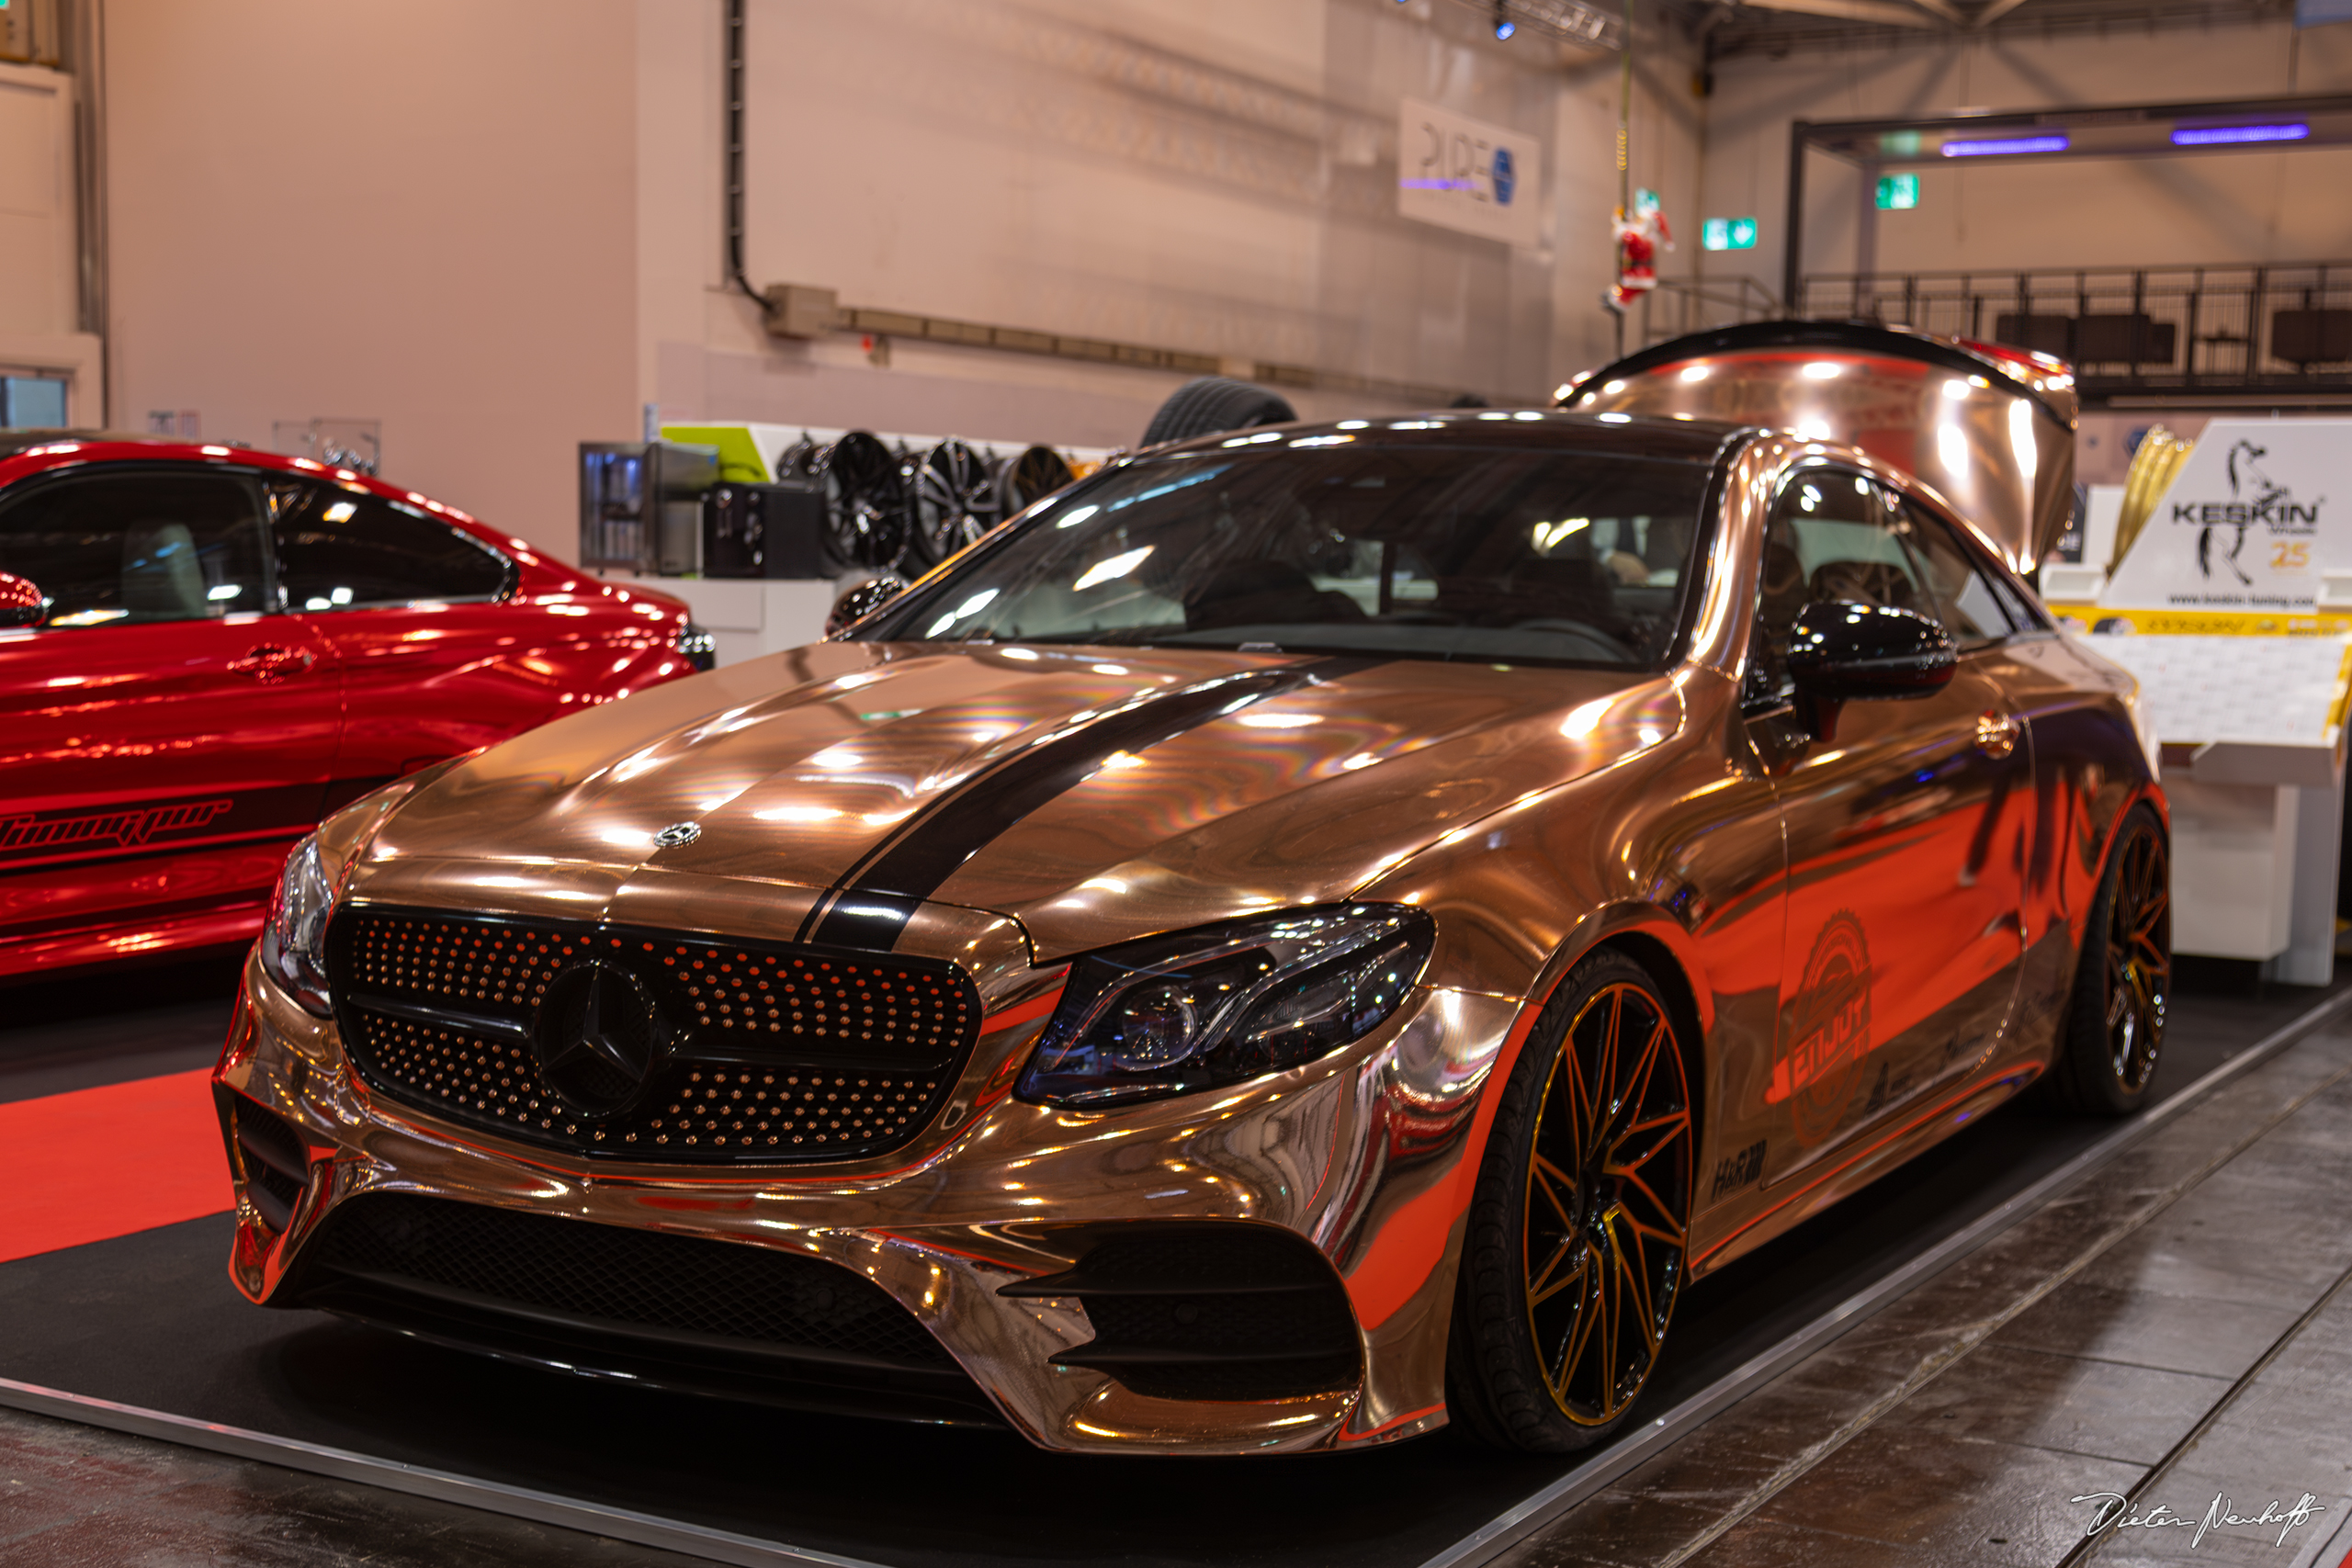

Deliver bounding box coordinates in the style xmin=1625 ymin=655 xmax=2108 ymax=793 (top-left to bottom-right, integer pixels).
xmin=1974 ymin=709 xmax=2019 ymax=758
xmin=230 ymin=644 xmax=316 ymax=682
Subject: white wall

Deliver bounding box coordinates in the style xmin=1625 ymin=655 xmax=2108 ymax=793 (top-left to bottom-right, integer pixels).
xmin=103 ymin=0 xmax=639 ymax=556
xmin=1699 ymin=17 xmax=2352 ymax=298
xmin=0 ymin=62 xmax=76 ymax=342
xmin=89 ymin=0 xmax=1694 ymax=552
xmin=638 ymin=0 xmax=1702 ymax=444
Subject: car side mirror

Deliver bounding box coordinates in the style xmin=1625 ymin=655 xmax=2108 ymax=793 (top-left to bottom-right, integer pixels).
xmin=825 ymin=573 xmax=907 ymax=639
xmin=0 ymin=571 xmax=43 ymax=628
xmin=1784 ymin=600 xmax=1956 ymax=741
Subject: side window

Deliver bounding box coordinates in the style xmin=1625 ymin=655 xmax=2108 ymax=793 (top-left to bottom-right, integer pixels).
xmin=273 ymin=483 xmax=511 ymax=611
xmin=1747 ymin=469 xmax=1936 ymax=705
xmin=1898 ymin=502 xmax=2017 ymax=646
xmin=0 ymin=469 xmax=272 ymax=627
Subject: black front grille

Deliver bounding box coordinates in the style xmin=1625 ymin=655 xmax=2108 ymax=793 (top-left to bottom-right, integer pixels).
xmin=311 ymin=1193 xmax=956 ymax=1371
xmin=328 ymin=906 xmax=980 ymax=1164
xmin=1001 ymin=1224 xmax=1362 ymax=1402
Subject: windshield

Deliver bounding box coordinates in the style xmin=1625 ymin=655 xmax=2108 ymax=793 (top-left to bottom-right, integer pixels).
xmin=857 ymin=442 xmax=1716 ymax=669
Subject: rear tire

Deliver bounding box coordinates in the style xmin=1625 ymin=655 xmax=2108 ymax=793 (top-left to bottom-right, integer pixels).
xmin=2045 ymin=804 xmax=2170 ymax=1116
xmin=1139 ymin=377 xmax=1296 ymax=447
xmin=1447 ymin=950 xmax=1695 ymax=1452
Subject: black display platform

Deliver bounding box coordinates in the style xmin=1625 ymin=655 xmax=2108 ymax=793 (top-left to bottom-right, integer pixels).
xmin=0 ymin=968 xmax=2340 ymax=1568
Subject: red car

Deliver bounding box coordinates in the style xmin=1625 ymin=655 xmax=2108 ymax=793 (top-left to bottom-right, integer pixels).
xmin=0 ymin=434 xmax=707 ymax=979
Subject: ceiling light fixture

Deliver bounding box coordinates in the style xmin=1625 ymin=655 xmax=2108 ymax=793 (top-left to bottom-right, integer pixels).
xmin=1939 ymin=133 xmax=2069 ymax=157
xmin=2171 ymin=122 xmax=2309 ymax=147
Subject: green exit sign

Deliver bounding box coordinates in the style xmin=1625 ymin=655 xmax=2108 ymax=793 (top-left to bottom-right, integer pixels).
xmin=1876 ymin=174 xmax=1919 ymax=210
xmin=1701 ymin=216 xmax=1758 ymax=252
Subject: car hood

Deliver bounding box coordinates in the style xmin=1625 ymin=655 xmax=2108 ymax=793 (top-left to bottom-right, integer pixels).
xmin=350 ymin=641 xmax=1681 ymax=962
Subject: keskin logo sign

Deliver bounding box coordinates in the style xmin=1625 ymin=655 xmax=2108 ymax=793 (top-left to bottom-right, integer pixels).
xmin=2104 ymin=419 xmax=2352 ymax=611
xmin=1396 ymin=97 xmax=1544 ymax=248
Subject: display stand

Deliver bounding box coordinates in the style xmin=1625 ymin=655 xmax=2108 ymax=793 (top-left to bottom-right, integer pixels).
xmin=614 ymin=571 xmax=839 ymax=668
xmin=2044 ymin=416 xmax=2352 ymax=983
xmin=2073 ymin=631 xmax=2351 ymax=983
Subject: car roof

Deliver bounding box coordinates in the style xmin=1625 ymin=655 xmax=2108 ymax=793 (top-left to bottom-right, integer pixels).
xmin=1143 ymin=407 xmax=1753 ymax=464
xmin=0 ymin=430 xmax=489 ymax=530
xmin=0 ymin=428 xmax=175 ymax=461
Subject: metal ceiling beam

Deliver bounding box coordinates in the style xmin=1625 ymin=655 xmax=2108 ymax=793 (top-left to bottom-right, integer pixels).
xmin=1735 ymin=0 xmax=1942 ymax=27
xmin=1973 ymin=0 xmax=2034 ymax=21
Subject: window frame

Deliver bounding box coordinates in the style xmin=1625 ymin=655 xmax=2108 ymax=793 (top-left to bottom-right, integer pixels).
xmin=1891 ymin=488 xmax=2053 ymax=641
xmin=0 ymin=461 xmax=284 ymax=630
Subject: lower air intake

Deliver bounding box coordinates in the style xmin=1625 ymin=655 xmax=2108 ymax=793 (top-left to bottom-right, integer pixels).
xmin=291 ymin=1192 xmax=996 ymax=1425
xmin=1001 ymin=1224 xmax=1361 ymax=1402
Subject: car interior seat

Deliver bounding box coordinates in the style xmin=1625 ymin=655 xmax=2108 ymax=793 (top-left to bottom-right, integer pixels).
xmin=1498 ymin=554 xmax=1611 ymax=626
xmin=1808 ymin=559 xmax=1919 ymax=613
xmin=1182 ymin=559 xmax=1363 ymax=631
xmin=120 ymin=523 xmax=209 ymax=621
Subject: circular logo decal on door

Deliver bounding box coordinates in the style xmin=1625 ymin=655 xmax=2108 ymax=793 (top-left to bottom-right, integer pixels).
xmin=1770 ymin=912 xmax=1873 ymax=1146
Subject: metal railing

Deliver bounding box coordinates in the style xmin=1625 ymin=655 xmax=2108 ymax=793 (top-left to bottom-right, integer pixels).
xmin=1793 ymin=263 xmax=2352 ymax=399
xmin=1634 ymin=276 xmax=1782 ymax=349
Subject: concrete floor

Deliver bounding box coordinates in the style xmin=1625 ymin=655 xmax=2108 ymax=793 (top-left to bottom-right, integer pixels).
xmin=0 ymin=1407 xmax=712 ymax=1568
xmin=1499 ymin=1015 xmax=2352 ymax=1568
xmin=6 ymin=978 xmax=2352 ymax=1566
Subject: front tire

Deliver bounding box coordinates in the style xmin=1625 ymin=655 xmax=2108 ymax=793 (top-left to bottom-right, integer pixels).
xmin=1447 ymin=950 xmax=1696 ymax=1452
xmin=2046 ymin=804 xmax=2170 ymax=1116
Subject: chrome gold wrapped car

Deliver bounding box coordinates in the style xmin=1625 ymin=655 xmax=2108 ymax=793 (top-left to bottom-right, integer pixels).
xmin=216 ymin=339 xmax=2164 ymax=1454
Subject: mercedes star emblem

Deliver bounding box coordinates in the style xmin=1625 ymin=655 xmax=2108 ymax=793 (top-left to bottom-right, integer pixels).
xmin=533 ymin=961 xmax=669 ymax=1117
xmin=653 ymin=821 xmax=701 ymax=848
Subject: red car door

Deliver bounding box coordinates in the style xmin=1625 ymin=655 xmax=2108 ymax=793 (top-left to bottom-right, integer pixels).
xmin=0 ymin=464 xmax=342 ymax=965
xmin=267 ymin=479 xmax=584 ymax=795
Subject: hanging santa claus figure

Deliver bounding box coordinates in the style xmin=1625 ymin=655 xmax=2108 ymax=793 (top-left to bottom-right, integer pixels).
xmin=1605 ymin=188 xmax=1672 ymax=315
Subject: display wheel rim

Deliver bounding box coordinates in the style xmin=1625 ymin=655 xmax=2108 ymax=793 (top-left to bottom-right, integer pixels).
xmin=818 ymin=432 xmax=910 ymax=570
xmin=2105 ymin=822 xmax=2170 ymax=1092
xmin=999 ymin=444 xmax=1075 ymax=514
xmin=1521 ymin=979 xmax=1692 ymax=1427
xmin=916 ymin=439 xmax=999 ymax=560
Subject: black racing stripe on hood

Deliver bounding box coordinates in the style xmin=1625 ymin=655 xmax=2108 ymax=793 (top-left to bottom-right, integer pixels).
xmin=802 ymin=656 xmax=1382 ymax=951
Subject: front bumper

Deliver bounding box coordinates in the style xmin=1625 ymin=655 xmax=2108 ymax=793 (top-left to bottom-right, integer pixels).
xmin=214 ymin=925 xmax=1520 ymax=1455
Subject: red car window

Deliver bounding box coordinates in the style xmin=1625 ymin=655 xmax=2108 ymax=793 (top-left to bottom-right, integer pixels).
xmin=269 ymin=482 xmax=512 ymax=611
xmin=0 ymin=468 xmax=273 ymax=626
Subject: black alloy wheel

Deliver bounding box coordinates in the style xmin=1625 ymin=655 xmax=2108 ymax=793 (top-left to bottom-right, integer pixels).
xmin=815 ymin=432 xmax=911 ymax=572
xmin=909 ymin=438 xmax=1001 ymax=569
xmin=1448 ymin=949 xmax=1695 ymax=1451
xmin=2048 ymin=805 xmax=2170 ymax=1116
xmin=993 ymin=444 xmax=1076 ymax=517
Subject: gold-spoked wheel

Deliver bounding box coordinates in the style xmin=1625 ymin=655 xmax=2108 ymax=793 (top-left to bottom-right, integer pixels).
xmin=2104 ymin=820 xmax=2170 ymax=1094
xmin=1522 ymin=979 xmax=1694 ymax=1426
xmin=2049 ymin=804 xmax=2171 ymax=1118
xmin=1448 ymin=947 xmax=1698 ymax=1452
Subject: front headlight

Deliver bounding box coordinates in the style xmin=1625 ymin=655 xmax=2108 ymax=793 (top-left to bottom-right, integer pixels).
xmin=258 ymin=834 xmax=339 ymax=1018
xmin=675 ymin=620 xmax=717 ymax=671
xmin=1016 ymin=905 xmax=1434 ymax=1108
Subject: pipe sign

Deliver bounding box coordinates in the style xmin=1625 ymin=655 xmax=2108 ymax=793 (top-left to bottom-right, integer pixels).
xmin=1397 ymin=97 xmax=1544 ymax=248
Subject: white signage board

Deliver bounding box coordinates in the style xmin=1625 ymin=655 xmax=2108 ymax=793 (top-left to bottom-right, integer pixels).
xmin=2102 ymin=419 xmax=2352 ymax=612
xmin=1396 ymin=97 xmax=1543 ymax=249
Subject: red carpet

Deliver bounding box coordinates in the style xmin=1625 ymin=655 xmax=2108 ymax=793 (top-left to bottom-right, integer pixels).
xmin=0 ymin=1068 xmax=231 ymax=1264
